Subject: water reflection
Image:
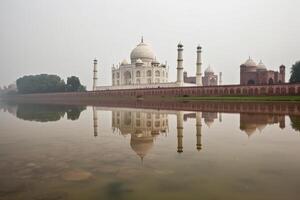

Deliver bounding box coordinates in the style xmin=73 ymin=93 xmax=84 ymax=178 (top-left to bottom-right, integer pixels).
xmin=92 ymin=107 xmax=299 ymax=160
xmin=290 ymin=115 xmax=300 ymax=132
xmin=240 ymin=113 xmax=285 ymax=137
xmin=0 ymin=103 xmax=86 ymax=122
xmin=1 ymin=101 xmax=300 ymax=199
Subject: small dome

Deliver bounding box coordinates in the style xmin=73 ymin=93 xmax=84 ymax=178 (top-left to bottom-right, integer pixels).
xmin=244 ymin=57 xmax=257 ymax=67
xmin=257 ymin=60 xmax=267 ymax=70
xmin=130 ymin=40 xmax=155 ymax=62
xmin=121 ymin=59 xmax=128 ymax=65
xmin=205 ymin=65 xmax=214 ymax=73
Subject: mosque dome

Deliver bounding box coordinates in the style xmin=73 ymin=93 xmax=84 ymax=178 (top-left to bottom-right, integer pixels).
xmin=257 ymin=60 xmax=267 ymax=70
xmin=130 ymin=39 xmax=155 ymax=63
xmin=244 ymin=57 xmax=257 ymax=67
xmin=205 ymin=65 xmax=214 ymax=74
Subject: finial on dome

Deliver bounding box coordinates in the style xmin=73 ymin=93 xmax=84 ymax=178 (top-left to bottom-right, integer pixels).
xmin=177 ymin=41 xmax=183 ymax=48
xmin=141 ymin=36 xmax=144 ymax=43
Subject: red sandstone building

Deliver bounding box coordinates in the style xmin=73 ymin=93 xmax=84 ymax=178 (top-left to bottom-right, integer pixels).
xmin=240 ymin=57 xmax=285 ymax=85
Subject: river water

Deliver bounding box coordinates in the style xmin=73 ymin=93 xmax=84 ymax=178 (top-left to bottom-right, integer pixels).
xmin=0 ymin=102 xmax=300 ymax=200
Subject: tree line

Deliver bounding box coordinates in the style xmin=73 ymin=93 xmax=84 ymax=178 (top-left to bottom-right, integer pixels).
xmin=16 ymin=74 xmax=86 ymax=94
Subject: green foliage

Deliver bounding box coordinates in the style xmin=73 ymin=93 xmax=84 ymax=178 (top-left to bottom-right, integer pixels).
xmin=66 ymin=76 xmax=81 ymax=92
xmin=289 ymin=61 xmax=300 ymax=83
xmin=16 ymin=74 xmax=65 ymax=94
xmin=16 ymin=74 xmax=86 ymax=94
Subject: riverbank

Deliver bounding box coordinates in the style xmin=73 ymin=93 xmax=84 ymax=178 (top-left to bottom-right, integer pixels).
xmin=173 ymin=95 xmax=300 ymax=102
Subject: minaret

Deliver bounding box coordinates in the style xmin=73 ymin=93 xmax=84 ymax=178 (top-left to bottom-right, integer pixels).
xmin=196 ymin=45 xmax=202 ymax=86
xmin=93 ymin=107 xmax=98 ymax=137
xmin=219 ymin=72 xmax=222 ymax=85
xmin=196 ymin=112 xmax=202 ymax=151
xmin=177 ymin=111 xmax=184 ymax=153
xmin=176 ymin=43 xmax=184 ymax=86
xmin=93 ymin=59 xmax=98 ymax=91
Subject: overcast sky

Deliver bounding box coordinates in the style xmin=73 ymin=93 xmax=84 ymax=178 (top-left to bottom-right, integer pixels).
xmin=0 ymin=0 xmax=299 ymax=89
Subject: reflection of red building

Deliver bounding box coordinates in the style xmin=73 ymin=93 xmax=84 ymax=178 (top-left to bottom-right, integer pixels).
xmin=240 ymin=113 xmax=285 ymax=137
xmin=240 ymin=57 xmax=285 ymax=85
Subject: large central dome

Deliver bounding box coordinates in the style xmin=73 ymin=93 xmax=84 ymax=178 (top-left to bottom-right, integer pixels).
xmin=130 ymin=39 xmax=155 ymax=63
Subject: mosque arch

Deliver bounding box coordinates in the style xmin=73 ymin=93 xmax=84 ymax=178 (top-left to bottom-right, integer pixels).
xmin=247 ymin=79 xmax=255 ymax=85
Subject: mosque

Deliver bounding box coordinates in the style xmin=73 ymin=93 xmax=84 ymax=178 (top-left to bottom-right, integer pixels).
xmin=240 ymin=57 xmax=285 ymax=85
xmin=93 ymin=38 xmax=221 ymax=91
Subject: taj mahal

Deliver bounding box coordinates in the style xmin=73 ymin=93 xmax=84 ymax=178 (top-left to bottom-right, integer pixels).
xmin=92 ymin=37 xmax=287 ymax=91
xmin=93 ymin=37 xmax=221 ymax=91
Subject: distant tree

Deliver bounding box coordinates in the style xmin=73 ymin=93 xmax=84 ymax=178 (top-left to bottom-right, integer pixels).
xmin=290 ymin=116 xmax=300 ymax=132
xmin=16 ymin=74 xmax=65 ymax=94
xmin=66 ymin=76 xmax=87 ymax=92
xmin=289 ymin=61 xmax=300 ymax=83
xmin=66 ymin=76 xmax=81 ymax=92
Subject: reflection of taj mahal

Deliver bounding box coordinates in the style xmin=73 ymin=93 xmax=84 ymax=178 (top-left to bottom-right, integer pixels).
xmin=93 ymin=108 xmax=206 ymax=160
xmin=111 ymin=110 xmax=168 ymax=160
xmin=92 ymin=108 xmax=289 ymax=160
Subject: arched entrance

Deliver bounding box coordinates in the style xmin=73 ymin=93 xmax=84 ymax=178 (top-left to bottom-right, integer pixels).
xmin=268 ymin=78 xmax=274 ymax=85
xmin=247 ymin=80 xmax=255 ymax=85
xmin=124 ymin=71 xmax=132 ymax=85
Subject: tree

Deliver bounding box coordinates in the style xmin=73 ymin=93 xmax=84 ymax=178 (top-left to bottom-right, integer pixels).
xmin=16 ymin=74 xmax=66 ymax=94
xmin=289 ymin=61 xmax=300 ymax=83
xmin=66 ymin=76 xmax=81 ymax=92
xmin=66 ymin=76 xmax=86 ymax=92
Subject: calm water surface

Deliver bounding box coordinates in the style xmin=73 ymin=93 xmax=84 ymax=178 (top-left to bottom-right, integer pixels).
xmin=0 ymin=102 xmax=300 ymax=200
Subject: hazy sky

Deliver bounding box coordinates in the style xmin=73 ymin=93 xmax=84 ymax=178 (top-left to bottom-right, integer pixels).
xmin=0 ymin=0 xmax=299 ymax=89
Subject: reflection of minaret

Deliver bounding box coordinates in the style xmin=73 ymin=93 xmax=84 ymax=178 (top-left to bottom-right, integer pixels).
xmin=177 ymin=112 xmax=184 ymax=153
xmin=219 ymin=113 xmax=222 ymax=122
xmin=196 ymin=112 xmax=202 ymax=151
xmin=279 ymin=116 xmax=285 ymax=129
xmin=93 ymin=107 xmax=98 ymax=137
